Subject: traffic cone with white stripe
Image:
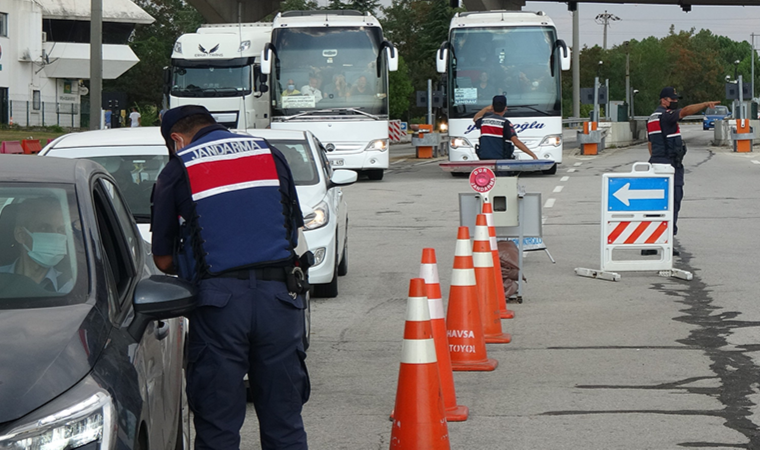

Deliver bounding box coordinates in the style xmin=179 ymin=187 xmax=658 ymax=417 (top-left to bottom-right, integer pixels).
xmin=473 ymin=214 xmax=512 ymax=344
xmin=483 ymin=201 xmax=515 ymax=319
xmin=390 ymin=278 xmax=450 ymax=450
xmin=446 ymin=226 xmax=498 ymax=372
xmin=420 ymin=248 xmax=469 ymax=422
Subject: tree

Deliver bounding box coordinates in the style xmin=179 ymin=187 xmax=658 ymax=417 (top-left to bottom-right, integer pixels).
xmin=389 ymin=55 xmax=414 ymax=119
xmin=347 ymin=0 xmax=380 ymax=15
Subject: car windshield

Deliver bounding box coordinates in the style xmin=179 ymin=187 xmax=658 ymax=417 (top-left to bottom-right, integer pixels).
xmin=87 ymin=155 xmax=169 ymax=222
xmin=269 ymin=140 xmax=319 ymax=186
xmin=706 ymin=106 xmax=729 ymax=115
xmin=0 ymin=184 xmax=88 ymax=307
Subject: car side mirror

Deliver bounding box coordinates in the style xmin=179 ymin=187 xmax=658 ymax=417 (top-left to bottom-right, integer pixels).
xmin=128 ymin=275 xmax=197 ymax=340
xmin=327 ymin=169 xmax=358 ymax=189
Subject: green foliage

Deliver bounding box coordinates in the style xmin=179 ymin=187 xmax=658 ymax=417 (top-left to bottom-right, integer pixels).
xmin=389 ymin=55 xmax=414 ymax=119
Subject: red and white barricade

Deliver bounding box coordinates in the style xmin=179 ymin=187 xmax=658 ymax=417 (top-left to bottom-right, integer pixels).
xmin=389 ymin=120 xmax=404 ymax=142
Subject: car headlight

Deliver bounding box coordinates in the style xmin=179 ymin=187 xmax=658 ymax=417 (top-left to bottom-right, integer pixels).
xmin=312 ymin=247 xmax=326 ymax=266
xmin=449 ymin=137 xmax=473 ymax=149
xmin=238 ymin=40 xmax=251 ymax=52
xmin=439 ymin=122 xmax=448 ymax=133
xmin=364 ymin=139 xmax=388 ymax=152
xmin=0 ymin=390 xmax=116 ymax=450
xmin=539 ymin=134 xmax=562 ymax=147
xmin=303 ymin=201 xmax=329 ymax=230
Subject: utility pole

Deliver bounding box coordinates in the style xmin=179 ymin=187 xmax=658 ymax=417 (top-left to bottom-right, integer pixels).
xmin=572 ymin=2 xmax=580 ymax=118
xmin=752 ymin=33 xmax=756 ymax=101
xmin=89 ymin=0 xmax=102 ymax=130
xmin=595 ymin=10 xmax=620 ymax=50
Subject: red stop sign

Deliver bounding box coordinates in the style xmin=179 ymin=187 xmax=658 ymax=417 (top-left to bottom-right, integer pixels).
xmin=469 ymin=167 xmax=495 ymax=193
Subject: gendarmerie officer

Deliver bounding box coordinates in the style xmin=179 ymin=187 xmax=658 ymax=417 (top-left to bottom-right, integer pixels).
xmin=472 ymin=95 xmax=539 ymax=160
xmin=151 ymin=105 xmax=310 ymax=450
xmin=647 ymin=87 xmax=718 ymax=246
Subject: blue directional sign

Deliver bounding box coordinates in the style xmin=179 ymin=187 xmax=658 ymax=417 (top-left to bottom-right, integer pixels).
xmin=608 ymin=177 xmax=669 ymax=211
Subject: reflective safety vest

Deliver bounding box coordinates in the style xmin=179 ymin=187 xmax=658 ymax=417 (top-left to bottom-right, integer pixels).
xmin=175 ymin=129 xmax=294 ymax=279
xmin=477 ymin=113 xmax=514 ymax=160
xmin=647 ymin=106 xmax=685 ymax=166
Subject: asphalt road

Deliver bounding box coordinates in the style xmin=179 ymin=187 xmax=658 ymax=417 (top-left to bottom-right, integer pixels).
xmin=237 ymin=123 xmax=760 ymax=449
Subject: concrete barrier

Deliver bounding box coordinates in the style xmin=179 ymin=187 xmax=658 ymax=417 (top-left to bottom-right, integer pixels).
xmin=1 ymin=141 xmax=24 ymax=154
xmin=595 ymin=120 xmax=647 ymax=148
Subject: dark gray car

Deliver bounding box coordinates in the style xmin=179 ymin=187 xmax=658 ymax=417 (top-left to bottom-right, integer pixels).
xmin=0 ymin=155 xmax=196 ymax=450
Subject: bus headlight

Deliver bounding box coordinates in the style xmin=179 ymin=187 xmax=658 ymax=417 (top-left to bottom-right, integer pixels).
xmin=174 ymin=42 xmax=182 ymax=54
xmin=449 ymin=137 xmax=473 ymax=149
xmin=304 ymin=201 xmax=329 ymax=230
xmin=239 ymin=40 xmax=251 ymax=52
xmin=539 ymin=134 xmax=562 ymax=147
xmin=364 ymin=139 xmax=388 ymax=152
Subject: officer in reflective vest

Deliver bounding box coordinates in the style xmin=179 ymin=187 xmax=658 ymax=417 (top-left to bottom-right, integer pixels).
xmin=151 ymin=105 xmax=309 ymax=450
xmin=472 ymin=95 xmax=538 ymax=160
xmin=647 ymin=87 xmax=718 ymax=243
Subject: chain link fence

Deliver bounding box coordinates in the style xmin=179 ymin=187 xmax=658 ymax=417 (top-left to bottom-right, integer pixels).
xmin=8 ymin=100 xmax=89 ymax=129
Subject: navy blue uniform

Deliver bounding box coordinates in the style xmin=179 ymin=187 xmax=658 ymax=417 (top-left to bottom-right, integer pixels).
xmin=647 ymin=105 xmax=684 ymax=234
xmin=151 ymin=124 xmax=309 ymax=450
xmin=475 ymin=113 xmax=517 ymax=160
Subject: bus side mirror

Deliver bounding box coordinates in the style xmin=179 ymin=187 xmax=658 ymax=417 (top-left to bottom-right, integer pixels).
xmin=557 ymin=39 xmax=571 ymax=71
xmin=261 ymin=44 xmax=274 ymax=75
xmin=436 ymin=43 xmax=449 ymax=74
xmin=386 ymin=46 xmax=398 ymax=72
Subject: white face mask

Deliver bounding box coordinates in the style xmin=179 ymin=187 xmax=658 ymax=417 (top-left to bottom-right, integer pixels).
xmin=23 ymin=228 xmax=67 ymax=268
xmin=288 ymin=84 xmax=295 ymax=91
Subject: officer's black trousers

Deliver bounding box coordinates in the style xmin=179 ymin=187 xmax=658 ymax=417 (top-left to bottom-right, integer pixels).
xmin=186 ymin=275 xmax=309 ymax=450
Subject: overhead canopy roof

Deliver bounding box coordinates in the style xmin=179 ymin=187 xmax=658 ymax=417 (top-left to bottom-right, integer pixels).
xmin=38 ymin=0 xmax=154 ymax=24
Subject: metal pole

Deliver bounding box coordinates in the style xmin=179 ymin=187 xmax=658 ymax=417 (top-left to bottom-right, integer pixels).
xmin=593 ymin=76 xmax=599 ymax=122
xmin=625 ymin=49 xmax=630 ymax=118
xmin=605 ymin=79 xmax=610 ymax=120
xmin=89 ymin=0 xmax=102 ymax=130
xmin=739 ymin=74 xmax=744 ymax=120
xmin=427 ymin=79 xmax=433 ymax=126
xmin=572 ymin=7 xmax=580 ymax=118
xmin=752 ymin=33 xmax=755 ymax=101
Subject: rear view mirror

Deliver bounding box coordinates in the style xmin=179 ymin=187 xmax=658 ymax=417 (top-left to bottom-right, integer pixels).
xmin=128 ymin=275 xmax=197 ymax=340
xmin=436 ymin=43 xmax=449 ymax=74
xmin=327 ymin=169 xmax=358 ymax=189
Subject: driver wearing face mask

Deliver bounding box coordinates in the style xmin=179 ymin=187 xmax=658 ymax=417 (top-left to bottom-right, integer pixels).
xmin=0 ymin=197 xmax=73 ymax=292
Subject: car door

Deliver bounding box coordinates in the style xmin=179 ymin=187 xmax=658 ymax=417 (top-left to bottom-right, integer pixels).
xmin=93 ymin=177 xmax=181 ymax=450
xmin=311 ymin=134 xmax=347 ymax=256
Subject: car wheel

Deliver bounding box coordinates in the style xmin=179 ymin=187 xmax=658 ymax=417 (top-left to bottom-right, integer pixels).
xmin=367 ymin=169 xmax=384 ymax=181
xmin=541 ymin=163 xmax=558 ymax=175
xmin=337 ymin=233 xmax=348 ymax=276
xmin=312 ymin=242 xmax=339 ymax=298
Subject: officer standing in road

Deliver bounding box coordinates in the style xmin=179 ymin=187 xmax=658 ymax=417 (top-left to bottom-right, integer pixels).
xmin=472 ymin=95 xmax=539 ymax=160
xmin=646 ymin=87 xmax=718 ymax=253
xmin=151 ymin=105 xmax=310 ymax=450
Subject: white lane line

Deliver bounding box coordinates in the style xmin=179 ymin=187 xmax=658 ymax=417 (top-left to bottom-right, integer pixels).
xmin=560 ymin=176 xmax=570 ymax=182
xmin=392 ymin=159 xmax=407 ymax=165
xmin=553 ymin=186 xmax=564 ymax=193
xmin=574 ymin=162 xmax=583 ymax=166
xmin=568 ymin=168 xmax=577 ymax=173
xmin=752 ymin=160 xmax=760 ymax=165
xmin=544 ymin=198 xmax=556 ymax=208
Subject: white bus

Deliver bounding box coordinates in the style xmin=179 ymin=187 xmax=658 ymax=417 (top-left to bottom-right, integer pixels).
xmin=261 ymin=10 xmax=398 ymax=180
xmin=169 ymin=23 xmax=272 ymax=129
xmin=436 ymin=11 xmax=570 ymax=174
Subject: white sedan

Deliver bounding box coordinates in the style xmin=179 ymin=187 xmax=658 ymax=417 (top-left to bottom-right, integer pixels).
xmin=40 ymin=127 xmax=356 ymax=297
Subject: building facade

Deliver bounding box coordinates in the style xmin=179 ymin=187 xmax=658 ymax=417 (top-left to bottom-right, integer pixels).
xmin=0 ymin=0 xmax=153 ymax=127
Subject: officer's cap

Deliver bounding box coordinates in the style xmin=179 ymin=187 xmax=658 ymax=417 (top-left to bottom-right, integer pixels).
xmin=492 ymin=95 xmax=507 ymax=109
xmin=659 ymin=87 xmax=681 ymax=99
xmin=160 ymin=105 xmax=215 ymax=149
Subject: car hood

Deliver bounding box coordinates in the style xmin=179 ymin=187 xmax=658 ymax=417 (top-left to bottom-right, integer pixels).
xmin=295 ymin=185 xmax=327 ymax=211
xmin=705 ymin=114 xmax=728 ymax=119
xmin=0 ymin=303 xmax=109 ymax=423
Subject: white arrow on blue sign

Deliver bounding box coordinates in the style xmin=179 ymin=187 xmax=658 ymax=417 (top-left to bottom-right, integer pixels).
xmin=608 ymin=177 xmax=669 ymax=211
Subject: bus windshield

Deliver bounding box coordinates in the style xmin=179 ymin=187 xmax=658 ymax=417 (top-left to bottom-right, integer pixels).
xmin=448 ymin=26 xmax=561 ymax=119
xmin=171 ymin=63 xmax=252 ymax=98
xmin=270 ymin=26 xmax=389 ymax=118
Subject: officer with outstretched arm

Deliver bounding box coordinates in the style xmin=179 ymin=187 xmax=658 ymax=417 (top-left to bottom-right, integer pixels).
xmin=151 ymin=105 xmax=310 ymax=450
xmin=646 ymin=87 xmax=718 ymax=253
xmin=472 ymin=95 xmax=538 ymax=160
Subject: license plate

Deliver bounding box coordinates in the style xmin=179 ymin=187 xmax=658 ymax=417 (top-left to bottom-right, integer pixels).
xmin=330 ymin=159 xmax=344 ymax=167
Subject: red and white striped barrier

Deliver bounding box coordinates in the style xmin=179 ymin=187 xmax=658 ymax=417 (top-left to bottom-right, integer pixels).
xmin=389 ymin=120 xmax=404 ymax=142
xmin=606 ymin=221 xmax=669 ymax=245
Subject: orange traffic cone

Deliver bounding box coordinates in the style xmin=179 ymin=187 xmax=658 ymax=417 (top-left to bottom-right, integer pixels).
xmin=446 ymin=226 xmax=498 ymax=372
xmin=473 ymin=215 xmax=512 ymax=344
xmin=483 ymin=201 xmax=515 ymax=319
xmin=390 ymin=278 xmax=450 ymax=450
xmin=420 ymin=248 xmax=469 ymax=422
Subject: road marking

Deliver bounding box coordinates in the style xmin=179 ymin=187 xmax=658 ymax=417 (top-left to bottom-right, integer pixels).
xmin=752 ymin=160 xmax=760 ymax=165
xmin=544 ymin=198 xmax=556 ymax=208
xmin=392 ymin=159 xmax=407 ymax=165
xmin=553 ymin=186 xmax=564 ymax=193
xmin=574 ymin=162 xmax=583 ymax=166
xmin=568 ymin=168 xmax=577 ymax=173
xmin=560 ymin=176 xmax=570 ymax=182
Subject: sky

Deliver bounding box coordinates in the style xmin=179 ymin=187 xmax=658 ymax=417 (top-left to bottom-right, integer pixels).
xmin=524 ymin=1 xmax=760 ymax=49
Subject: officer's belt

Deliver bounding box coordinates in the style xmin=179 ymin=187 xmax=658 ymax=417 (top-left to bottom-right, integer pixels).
xmin=213 ymin=267 xmax=287 ymax=281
